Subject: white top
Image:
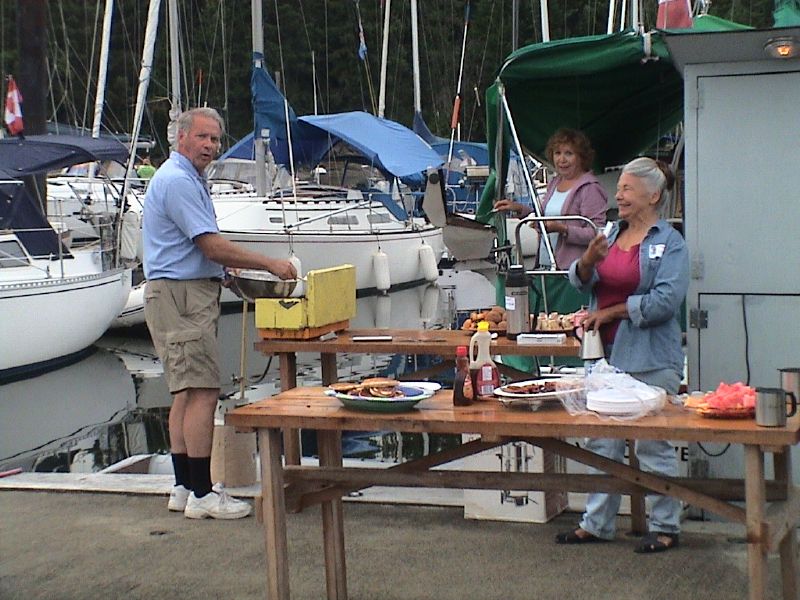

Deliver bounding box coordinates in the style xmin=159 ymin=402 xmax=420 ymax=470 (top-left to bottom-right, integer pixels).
xmin=539 ymin=188 xmax=569 ymax=266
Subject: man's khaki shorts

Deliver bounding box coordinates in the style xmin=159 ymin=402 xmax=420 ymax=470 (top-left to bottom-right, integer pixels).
xmin=144 ymin=278 xmax=221 ymax=394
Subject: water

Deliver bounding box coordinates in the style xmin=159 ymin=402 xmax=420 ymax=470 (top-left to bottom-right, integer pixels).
xmin=0 ymin=270 xmax=498 ymax=474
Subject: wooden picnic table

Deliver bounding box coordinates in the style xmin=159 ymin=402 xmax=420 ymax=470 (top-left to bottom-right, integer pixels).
xmin=227 ymin=387 xmax=800 ymax=600
xmin=253 ymin=327 xmax=581 ymax=463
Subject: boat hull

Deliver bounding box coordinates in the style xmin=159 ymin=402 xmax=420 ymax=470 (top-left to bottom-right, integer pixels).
xmin=220 ymin=227 xmax=445 ymax=296
xmin=0 ymin=268 xmax=132 ymax=377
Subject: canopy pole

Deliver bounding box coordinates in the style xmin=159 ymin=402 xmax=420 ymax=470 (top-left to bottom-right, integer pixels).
xmin=498 ymin=87 xmax=554 ymax=267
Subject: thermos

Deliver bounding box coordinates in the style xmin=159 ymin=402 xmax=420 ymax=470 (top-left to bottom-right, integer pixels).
xmin=505 ymin=265 xmax=530 ymax=340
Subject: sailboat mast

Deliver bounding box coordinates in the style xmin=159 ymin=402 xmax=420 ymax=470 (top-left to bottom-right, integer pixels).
xmin=117 ymin=0 xmax=161 ymax=267
xmin=167 ymin=0 xmax=181 ymax=148
xmin=91 ymin=0 xmax=113 ymax=139
xmin=378 ymin=0 xmax=392 ymax=118
xmin=252 ymin=0 xmax=267 ymax=196
xmin=540 ymin=0 xmax=551 ymax=42
xmin=88 ymin=0 xmax=113 ymax=178
xmin=410 ymin=0 xmax=421 ymax=113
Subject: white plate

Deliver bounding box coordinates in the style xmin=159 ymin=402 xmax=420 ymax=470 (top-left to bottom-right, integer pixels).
xmin=494 ymin=377 xmax=581 ymax=400
xmin=400 ymin=381 xmax=442 ymax=393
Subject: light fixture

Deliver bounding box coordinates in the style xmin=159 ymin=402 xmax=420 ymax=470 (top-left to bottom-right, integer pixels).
xmin=764 ymin=36 xmax=798 ymax=59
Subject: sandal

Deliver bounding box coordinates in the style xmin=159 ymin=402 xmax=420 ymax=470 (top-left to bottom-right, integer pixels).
xmin=634 ymin=532 xmax=679 ymax=554
xmin=555 ymin=528 xmax=608 ymax=544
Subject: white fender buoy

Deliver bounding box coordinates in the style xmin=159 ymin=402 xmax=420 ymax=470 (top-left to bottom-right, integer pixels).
xmin=418 ymin=244 xmax=438 ymax=283
xmin=420 ymin=284 xmax=440 ymax=324
xmin=375 ymin=294 xmax=391 ymax=329
xmin=373 ymin=250 xmax=391 ymax=292
xmin=289 ymin=254 xmax=304 ymax=298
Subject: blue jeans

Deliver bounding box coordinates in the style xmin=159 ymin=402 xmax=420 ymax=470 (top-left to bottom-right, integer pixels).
xmin=579 ymin=367 xmax=682 ymax=539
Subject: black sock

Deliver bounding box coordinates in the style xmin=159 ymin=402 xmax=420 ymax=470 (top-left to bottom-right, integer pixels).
xmin=187 ymin=456 xmax=212 ymax=497
xmin=171 ymin=453 xmax=190 ymax=489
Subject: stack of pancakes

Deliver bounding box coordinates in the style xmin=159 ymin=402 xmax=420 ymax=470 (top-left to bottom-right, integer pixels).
xmin=329 ymin=377 xmax=402 ymax=398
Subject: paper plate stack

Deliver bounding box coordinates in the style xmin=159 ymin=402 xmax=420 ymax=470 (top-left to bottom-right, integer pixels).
xmin=586 ymin=385 xmax=665 ymax=415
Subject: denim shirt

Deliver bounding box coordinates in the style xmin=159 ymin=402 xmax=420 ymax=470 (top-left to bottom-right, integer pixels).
xmin=568 ymin=219 xmax=689 ymax=375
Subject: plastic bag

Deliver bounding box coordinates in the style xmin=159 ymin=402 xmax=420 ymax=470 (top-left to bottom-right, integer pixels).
xmin=559 ymin=359 xmax=667 ymax=421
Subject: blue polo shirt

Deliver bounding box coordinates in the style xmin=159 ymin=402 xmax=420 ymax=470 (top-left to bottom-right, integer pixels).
xmin=142 ymin=152 xmax=225 ymax=280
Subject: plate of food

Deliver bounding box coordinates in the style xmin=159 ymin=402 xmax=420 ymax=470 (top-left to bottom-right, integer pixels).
xmin=532 ymin=311 xmax=577 ymax=334
xmin=326 ymin=378 xmax=433 ymax=413
xmin=684 ymin=382 xmax=756 ymax=419
xmin=461 ymin=307 xmax=507 ymax=333
xmin=494 ymin=377 xmax=583 ymax=409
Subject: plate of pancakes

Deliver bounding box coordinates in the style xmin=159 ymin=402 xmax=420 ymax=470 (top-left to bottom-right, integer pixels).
xmin=326 ymin=378 xmax=434 ymax=412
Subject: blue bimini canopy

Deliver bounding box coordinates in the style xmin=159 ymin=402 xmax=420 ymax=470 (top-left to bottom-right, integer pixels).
xmin=0 ymin=134 xmax=128 ymax=179
xmin=223 ymin=53 xmax=442 ymax=185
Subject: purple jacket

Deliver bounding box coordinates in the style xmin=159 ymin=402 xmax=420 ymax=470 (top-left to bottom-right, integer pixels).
xmin=540 ymin=171 xmax=608 ymax=268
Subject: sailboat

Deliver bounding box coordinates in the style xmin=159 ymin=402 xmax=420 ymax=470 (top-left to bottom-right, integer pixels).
xmin=208 ymin=7 xmax=446 ymax=296
xmin=0 ymin=136 xmax=132 ymax=381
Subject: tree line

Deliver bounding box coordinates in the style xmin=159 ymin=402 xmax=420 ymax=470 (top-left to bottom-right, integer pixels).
xmin=0 ymin=0 xmax=776 ymax=160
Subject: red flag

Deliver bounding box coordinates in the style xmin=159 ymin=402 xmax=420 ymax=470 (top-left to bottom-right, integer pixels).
xmin=657 ymin=0 xmax=693 ymax=29
xmin=4 ymin=75 xmax=24 ymax=136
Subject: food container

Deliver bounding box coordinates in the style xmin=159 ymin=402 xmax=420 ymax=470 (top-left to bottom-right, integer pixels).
xmin=228 ymin=269 xmax=300 ymax=302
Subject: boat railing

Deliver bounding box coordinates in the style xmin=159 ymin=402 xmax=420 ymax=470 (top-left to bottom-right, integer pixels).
xmin=512 ymin=214 xmax=599 ymax=275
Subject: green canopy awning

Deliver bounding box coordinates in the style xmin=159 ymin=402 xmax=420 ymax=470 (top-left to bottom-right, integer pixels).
xmin=479 ymin=31 xmax=682 ymax=219
xmin=478 ymin=16 xmax=751 ymax=220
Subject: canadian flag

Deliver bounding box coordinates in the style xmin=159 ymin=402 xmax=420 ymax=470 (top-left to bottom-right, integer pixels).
xmin=4 ymin=75 xmax=24 ymax=136
xmin=657 ymin=0 xmax=693 ymax=29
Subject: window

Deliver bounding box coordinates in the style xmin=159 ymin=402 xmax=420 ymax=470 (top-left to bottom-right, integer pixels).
xmin=0 ymin=239 xmax=31 ymax=268
xmin=366 ymin=214 xmax=392 ymax=224
xmin=327 ymin=215 xmax=359 ymax=226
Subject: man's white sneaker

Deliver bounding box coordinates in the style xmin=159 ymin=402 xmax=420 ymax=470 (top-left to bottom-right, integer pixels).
xmin=168 ymin=484 xmax=190 ymax=512
xmin=184 ymin=487 xmax=251 ymax=520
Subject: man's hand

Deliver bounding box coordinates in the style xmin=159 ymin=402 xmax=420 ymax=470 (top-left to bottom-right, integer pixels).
xmin=267 ymin=259 xmax=297 ymax=280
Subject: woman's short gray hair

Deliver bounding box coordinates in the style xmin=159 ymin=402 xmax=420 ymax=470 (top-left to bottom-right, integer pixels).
xmin=176 ymin=107 xmax=225 ymax=135
xmin=622 ymin=157 xmax=674 ymax=206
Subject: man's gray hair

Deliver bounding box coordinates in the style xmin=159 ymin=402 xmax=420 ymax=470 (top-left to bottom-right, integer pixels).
xmin=621 ymin=157 xmax=672 ymax=207
xmin=176 ymin=107 xmax=225 ymax=135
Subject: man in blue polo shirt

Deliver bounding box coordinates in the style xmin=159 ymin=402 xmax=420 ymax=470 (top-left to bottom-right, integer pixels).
xmin=143 ymin=107 xmax=296 ymax=520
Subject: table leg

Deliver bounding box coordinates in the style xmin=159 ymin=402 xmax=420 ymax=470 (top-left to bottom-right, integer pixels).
xmin=279 ymin=352 xmax=301 ymax=466
xmin=320 ymin=352 xmax=337 ymax=386
xmin=626 ymin=440 xmax=647 ymax=536
xmin=744 ymin=444 xmax=769 ymax=600
xmin=774 ymin=450 xmax=798 ymax=600
xmin=258 ymin=428 xmax=290 ymax=600
xmin=318 ymin=430 xmax=348 ymax=600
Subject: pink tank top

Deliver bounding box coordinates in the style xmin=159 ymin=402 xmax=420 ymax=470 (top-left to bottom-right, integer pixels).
xmin=595 ymin=243 xmax=640 ymax=346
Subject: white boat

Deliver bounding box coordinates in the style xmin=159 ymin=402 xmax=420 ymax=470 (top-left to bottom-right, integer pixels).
xmin=0 ymin=173 xmax=131 ymax=381
xmin=214 ymin=182 xmax=444 ymax=296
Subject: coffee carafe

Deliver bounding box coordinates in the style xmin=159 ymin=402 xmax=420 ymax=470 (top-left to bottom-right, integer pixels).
xmin=505 ymin=265 xmax=530 ymax=340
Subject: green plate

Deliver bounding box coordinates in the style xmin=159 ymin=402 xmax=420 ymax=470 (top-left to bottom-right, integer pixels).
xmin=328 ymin=385 xmax=431 ymax=413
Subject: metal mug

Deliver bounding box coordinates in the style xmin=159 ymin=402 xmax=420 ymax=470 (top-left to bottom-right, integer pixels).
xmin=779 ymin=367 xmax=800 ymax=399
xmin=579 ymin=329 xmax=604 ymax=361
xmin=755 ymin=387 xmax=797 ymax=427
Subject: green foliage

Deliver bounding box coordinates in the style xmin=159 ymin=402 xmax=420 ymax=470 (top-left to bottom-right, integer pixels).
xmin=0 ymin=0 xmax=777 ymax=160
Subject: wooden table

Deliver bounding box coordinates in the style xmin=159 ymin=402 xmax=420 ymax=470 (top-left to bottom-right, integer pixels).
xmin=254 ymin=328 xmax=581 ymax=463
xmin=227 ymin=388 xmax=800 ymax=600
